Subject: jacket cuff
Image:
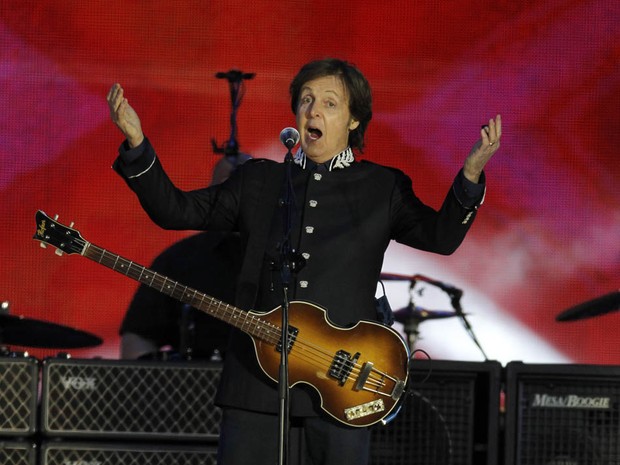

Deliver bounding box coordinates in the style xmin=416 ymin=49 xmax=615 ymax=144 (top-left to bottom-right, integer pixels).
xmin=452 ymin=168 xmax=486 ymax=210
xmin=112 ymin=137 xmax=156 ymax=178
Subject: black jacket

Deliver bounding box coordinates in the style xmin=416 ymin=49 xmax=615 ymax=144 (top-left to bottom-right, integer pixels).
xmin=114 ymin=138 xmax=484 ymax=416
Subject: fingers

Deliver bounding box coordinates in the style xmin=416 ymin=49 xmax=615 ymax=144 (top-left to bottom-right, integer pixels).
xmin=107 ymin=83 xmax=125 ymax=114
xmin=489 ymin=114 xmax=502 ymax=141
xmin=480 ymin=114 xmax=502 ymax=147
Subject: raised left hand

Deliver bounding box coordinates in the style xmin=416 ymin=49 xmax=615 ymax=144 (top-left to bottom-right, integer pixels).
xmin=463 ymin=114 xmax=502 ymax=183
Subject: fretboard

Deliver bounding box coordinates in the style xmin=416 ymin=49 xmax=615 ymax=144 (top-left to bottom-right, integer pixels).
xmin=82 ymin=242 xmax=280 ymax=341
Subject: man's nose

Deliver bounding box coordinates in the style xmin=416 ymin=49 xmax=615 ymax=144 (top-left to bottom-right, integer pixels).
xmin=306 ymin=102 xmax=320 ymax=117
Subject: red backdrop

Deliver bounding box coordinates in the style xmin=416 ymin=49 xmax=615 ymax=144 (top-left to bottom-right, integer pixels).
xmin=0 ymin=0 xmax=618 ymax=364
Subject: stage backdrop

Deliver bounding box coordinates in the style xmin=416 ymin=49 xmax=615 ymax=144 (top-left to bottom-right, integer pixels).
xmin=0 ymin=0 xmax=618 ymax=364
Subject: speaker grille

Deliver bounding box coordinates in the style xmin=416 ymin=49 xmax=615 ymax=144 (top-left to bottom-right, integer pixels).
xmin=41 ymin=358 xmax=222 ymax=440
xmin=40 ymin=441 xmax=218 ymax=465
xmin=0 ymin=357 xmax=38 ymax=436
xmin=370 ymin=360 xmax=501 ymax=465
xmin=505 ymin=362 xmax=620 ymax=465
xmin=0 ymin=441 xmax=36 ymax=465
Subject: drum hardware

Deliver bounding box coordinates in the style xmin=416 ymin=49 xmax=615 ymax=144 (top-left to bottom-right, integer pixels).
xmin=0 ymin=300 xmax=102 ymax=349
xmin=380 ymin=273 xmax=489 ymax=360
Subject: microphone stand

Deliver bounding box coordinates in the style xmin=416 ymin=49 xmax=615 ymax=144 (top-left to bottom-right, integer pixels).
xmin=277 ymin=143 xmax=297 ymax=465
xmin=179 ymin=303 xmax=195 ymax=360
xmin=211 ymin=69 xmax=254 ymax=160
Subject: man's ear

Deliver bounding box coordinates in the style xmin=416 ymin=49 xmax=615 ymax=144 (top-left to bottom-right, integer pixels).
xmin=349 ymin=119 xmax=360 ymax=131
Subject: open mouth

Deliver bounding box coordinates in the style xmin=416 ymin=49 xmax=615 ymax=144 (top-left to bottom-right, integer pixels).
xmin=308 ymin=127 xmax=323 ymax=140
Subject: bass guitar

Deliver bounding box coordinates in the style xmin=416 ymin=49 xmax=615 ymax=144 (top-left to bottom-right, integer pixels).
xmin=33 ymin=210 xmax=409 ymax=427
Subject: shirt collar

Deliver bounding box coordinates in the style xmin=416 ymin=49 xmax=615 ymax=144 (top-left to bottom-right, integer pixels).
xmin=293 ymin=147 xmax=355 ymax=171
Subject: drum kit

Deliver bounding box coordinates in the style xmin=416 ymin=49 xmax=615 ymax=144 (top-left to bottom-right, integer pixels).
xmin=0 ymin=287 xmax=617 ymax=354
xmin=380 ymin=274 xmax=619 ymax=353
xmin=379 ymin=273 xmax=469 ymax=352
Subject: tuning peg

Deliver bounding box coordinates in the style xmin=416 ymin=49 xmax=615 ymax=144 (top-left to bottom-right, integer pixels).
xmin=54 ymin=214 xmax=59 ymax=220
xmin=55 ymin=249 xmax=64 ymax=256
xmin=69 ymin=222 xmax=74 ymax=228
xmin=40 ymin=242 xmax=47 ymax=249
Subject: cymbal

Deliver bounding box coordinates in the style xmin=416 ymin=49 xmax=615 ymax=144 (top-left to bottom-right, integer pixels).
xmin=0 ymin=314 xmax=103 ymax=349
xmin=393 ymin=305 xmax=459 ymax=324
xmin=556 ymin=290 xmax=620 ymax=322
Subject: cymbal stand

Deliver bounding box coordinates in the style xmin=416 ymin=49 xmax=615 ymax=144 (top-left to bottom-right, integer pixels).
xmin=449 ymin=292 xmax=489 ymax=361
xmin=401 ymin=282 xmax=421 ymax=352
xmin=0 ymin=301 xmax=12 ymax=355
xmin=408 ymin=275 xmax=489 ymax=360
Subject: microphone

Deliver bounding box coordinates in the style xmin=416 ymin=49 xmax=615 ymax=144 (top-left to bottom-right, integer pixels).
xmin=280 ymin=127 xmax=300 ymax=150
xmin=412 ymin=274 xmax=463 ymax=298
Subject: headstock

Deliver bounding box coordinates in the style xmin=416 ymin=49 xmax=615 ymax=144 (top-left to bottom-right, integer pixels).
xmin=33 ymin=210 xmax=86 ymax=256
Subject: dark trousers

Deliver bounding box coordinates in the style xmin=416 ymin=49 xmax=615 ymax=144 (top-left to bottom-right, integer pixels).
xmin=217 ymin=408 xmax=371 ymax=465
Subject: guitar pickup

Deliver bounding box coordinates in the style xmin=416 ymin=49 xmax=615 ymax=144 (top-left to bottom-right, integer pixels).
xmin=329 ymin=350 xmax=360 ymax=386
xmin=275 ymin=325 xmax=299 ymax=354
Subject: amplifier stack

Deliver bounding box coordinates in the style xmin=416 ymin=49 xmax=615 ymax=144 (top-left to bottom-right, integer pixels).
xmin=40 ymin=358 xmax=222 ymax=441
xmin=504 ymin=361 xmax=620 ymax=465
xmin=0 ymin=357 xmax=38 ymax=465
xmin=2 ymin=355 xmax=619 ymax=465
xmin=0 ymin=356 xmax=222 ymax=465
xmin=371 ymin=359 xmax=502 ymax=465
xmin=39 ymin=358 xmax=222 ymax=465
xmin=0 ymin=357 xmax=38 ymax=437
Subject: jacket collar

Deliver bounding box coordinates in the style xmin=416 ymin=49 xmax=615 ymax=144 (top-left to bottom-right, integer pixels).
xmin=293 ymin=147 xmax=355 ymax=171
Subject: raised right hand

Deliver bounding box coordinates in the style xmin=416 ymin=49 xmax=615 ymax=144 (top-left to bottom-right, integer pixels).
xmin=107 ymin=83 xmax=144 ymax=148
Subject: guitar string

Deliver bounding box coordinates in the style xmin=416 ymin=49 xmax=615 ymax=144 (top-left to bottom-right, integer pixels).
xmin=87 ymin=243 xmax=397 ymax=391
xmin=93 ymin=245 xmax=391 ymax=390
xmin=205 ymin=300 xmax=395 ymax=391
xmin=200 ymin=295 xmax=389 ymax=390
xmin=196 ymin=293 xmax=392 ymax=390
xmin=101 ymin=246 xmax=390 ymax=390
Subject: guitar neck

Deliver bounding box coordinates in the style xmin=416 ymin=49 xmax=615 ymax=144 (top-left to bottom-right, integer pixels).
xmin=82 ymin=242 xmax=272 ymax=339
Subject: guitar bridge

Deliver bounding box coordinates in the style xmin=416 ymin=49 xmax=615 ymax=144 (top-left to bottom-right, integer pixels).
xmin=329 ymin=350 xmax=359 ymax=386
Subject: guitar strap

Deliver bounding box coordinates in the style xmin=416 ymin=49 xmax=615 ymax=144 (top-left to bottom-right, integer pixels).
xmin=375 ymin=280 xmax=395 ymax=325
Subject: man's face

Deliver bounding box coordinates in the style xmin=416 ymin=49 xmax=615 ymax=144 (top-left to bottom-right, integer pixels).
xmin=295 ymin=75 xmax=360 ymax=164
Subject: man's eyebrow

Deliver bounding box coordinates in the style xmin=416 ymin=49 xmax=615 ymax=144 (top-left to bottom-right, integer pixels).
xmin=301 ymin=86 xmax=341 ymax=98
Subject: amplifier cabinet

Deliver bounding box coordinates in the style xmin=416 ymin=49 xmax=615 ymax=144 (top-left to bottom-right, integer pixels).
xmin=0 ymin=357 xmax=38 ymax=436
xmin=40 ymin=358 xmax=223 ymax=441
xmin=370 ymin=359 xmax=502 ymax=465
xmin=40 ymin=441 xmax=218 ymax=465
xmin=504 ymin=361 xmax=620 ymax=465
xmin=0 ymin=441 xmax=36 ymax=465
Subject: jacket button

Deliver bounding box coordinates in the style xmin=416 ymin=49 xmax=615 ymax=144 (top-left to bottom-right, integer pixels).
xmin=461 ymin=211 xmax=473 ymax=224
xmin=305 ymin=226 xmax=314 ymax=234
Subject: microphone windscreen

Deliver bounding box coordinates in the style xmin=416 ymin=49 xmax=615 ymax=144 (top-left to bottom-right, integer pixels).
xmin=280 ymin=127 xmax=300 ymax=149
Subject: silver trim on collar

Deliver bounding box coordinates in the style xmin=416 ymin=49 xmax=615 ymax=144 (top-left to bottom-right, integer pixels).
xmin=293 ymin=147 xmax=354 ymax=171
